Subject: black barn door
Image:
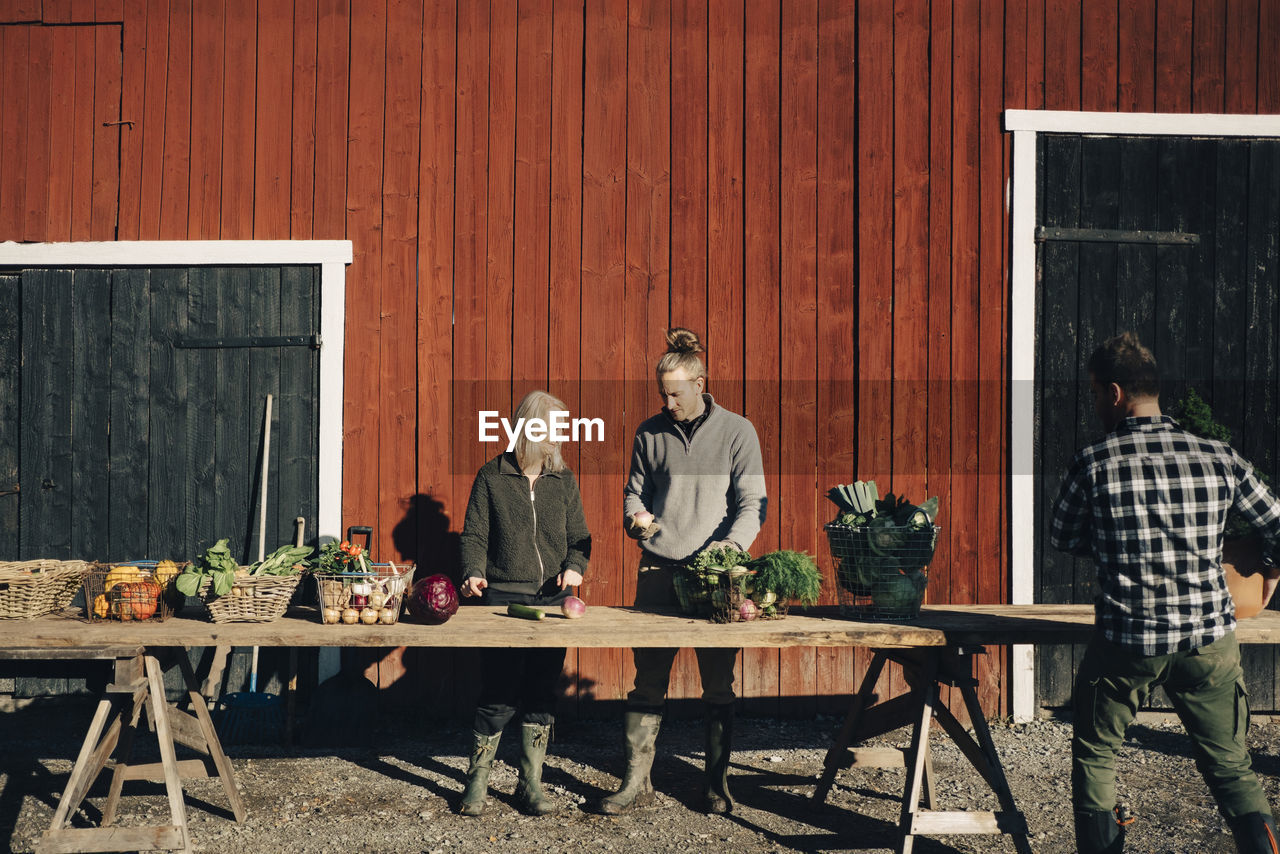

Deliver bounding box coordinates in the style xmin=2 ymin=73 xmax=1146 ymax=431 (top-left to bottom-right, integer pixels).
xmin=1035 ymin=135 xmax=1280 ymax=711
xmin=6 ymin=265 xmax=320 ymax=563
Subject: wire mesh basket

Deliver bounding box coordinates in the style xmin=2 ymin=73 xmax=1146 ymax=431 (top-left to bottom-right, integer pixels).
xmin=313 ymin=563 xmax=415 ymax=625
xmin=83 ymin=561 xmax=183 ymax=622
xmin=708 ymin=569 xmax=790 ymax=623
xmin=671 ymin=567 xmax=709 ymax=616
xmin=0 ymin=560 xmax=91 ymax=619
xmin=826 ymin=523 xmax=940 ymax=620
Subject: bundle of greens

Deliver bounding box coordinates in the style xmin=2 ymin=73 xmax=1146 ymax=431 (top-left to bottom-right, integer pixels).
xmin=248 ymin=543 xmax=313 ymax=576
xmin=175 ymin=538 xmax=240 ymax=597
xmin=688 ymin=544 xmax=751 ymax=575
xmin=744 ymin=550 xmax=822 ymax=608
xmin=827 ymin=480 xmax=938 ymax=533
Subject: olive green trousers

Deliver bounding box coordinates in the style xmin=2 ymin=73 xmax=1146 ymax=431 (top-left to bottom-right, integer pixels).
xmin=1072 ymin=631 xmax=1271 ymax=820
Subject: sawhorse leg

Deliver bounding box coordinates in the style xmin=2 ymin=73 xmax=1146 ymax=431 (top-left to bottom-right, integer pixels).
xmin=814 ymin=646 xmax=1032 ymax=854
xmin=37 ymin=648 xmax=246 ymax=854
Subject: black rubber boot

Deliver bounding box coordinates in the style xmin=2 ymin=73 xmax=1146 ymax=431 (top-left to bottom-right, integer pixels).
xmin=703 ymin=703 xmax=734 ymax=814
xmin=1073 ymin=807 xmax=1127 ymax=854
xmin=599 ymin=710 xmax=661 ymax=815
xmin=515 ymin=722 xmax=555 ymax=816
xmin=1229 ymin=812 xmax=1280 ymax=853
xmin=458 ymin=731 xmax=502 ymax=816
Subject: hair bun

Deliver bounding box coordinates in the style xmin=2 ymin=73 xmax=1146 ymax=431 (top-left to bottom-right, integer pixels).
xmin=665 ymin=327 xmax=704 ymax=355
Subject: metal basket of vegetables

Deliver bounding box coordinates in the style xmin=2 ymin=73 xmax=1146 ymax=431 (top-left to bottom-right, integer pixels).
xmin=825 ymin=481 xmax=941 ymax=621
xmin=310 ymin=526 xmax=415 ymax=626
xmin=83 ymin=560 xmax=184 ymax=623
xmin=675 ymin=545 xmax=751 ymax=618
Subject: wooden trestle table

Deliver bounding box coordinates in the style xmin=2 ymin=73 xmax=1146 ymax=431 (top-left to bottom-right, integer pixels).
xmin=5 ymin=604 xmax=1280 ymax=854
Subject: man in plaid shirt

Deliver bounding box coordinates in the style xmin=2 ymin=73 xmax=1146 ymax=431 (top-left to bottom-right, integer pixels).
xmin=1051 ymin=332 xmax=1280 ymax=854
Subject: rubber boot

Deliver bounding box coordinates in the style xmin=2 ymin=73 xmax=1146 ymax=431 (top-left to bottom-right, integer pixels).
xmin=703 ymin=703 xmax=734 ymax=814
xmin=458 ymin=731 xmax=502 ymax=816
xmin=599 ymin=710 xmax=661 ymax=815
xmin=515 ymin=722 xmax=555 ymax=816
xmin=1229 ymin=812 xmax=1280 ymax=853
xmin=1073 ymin=807 xmax=1127 ymax=854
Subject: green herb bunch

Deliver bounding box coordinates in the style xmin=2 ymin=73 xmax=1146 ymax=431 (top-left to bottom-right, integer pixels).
xmin=745 ymin=550 xmax=822 ymax=606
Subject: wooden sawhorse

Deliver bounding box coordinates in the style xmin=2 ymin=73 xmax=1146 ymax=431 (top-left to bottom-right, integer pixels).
xmin=813 ymin=646 xmax=1033 ymax=854
xmin=23 ymin=646 xmax=246 ymax=853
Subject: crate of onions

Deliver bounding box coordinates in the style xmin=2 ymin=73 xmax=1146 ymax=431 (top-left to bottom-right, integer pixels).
xmin=310 ymin=531 xmax=415 ymax=625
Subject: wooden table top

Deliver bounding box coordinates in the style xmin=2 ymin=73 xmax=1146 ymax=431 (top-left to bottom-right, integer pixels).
xmin=2 ymin=604 xmax=1279 ymax=651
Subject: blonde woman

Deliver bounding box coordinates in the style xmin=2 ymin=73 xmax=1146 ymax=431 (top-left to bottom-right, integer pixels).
xmin=457 ymin=390 xmax=591 ymax=817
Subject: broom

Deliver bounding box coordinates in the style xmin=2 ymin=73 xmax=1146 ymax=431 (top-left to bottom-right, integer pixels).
xmin=215 ymin=394 xmax=288 ymax=745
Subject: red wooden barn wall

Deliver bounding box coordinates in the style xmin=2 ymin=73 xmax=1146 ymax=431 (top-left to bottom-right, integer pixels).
xmin=2 ymin=0 xmax=1279 ymax=718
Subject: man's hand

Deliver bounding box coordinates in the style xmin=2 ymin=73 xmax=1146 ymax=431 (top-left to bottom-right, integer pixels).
xmin=625 ymin=514 xmax=660 ymax=540
xmin=1262 ymin=567 xmax=1280 ymax=611
xmin=557 ymin=569 xmax=584 ymax=589
xmin=705 ymin=540 xmax=740 ymax=552
xmin=461 ymin=576 xmax=488 ymax=598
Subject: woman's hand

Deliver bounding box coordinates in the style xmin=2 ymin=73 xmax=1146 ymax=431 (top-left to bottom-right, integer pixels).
xmin=461 ymin=576 xmax=488 ymax=598
xmin=557 ymin=569 xmax=583 ymax=589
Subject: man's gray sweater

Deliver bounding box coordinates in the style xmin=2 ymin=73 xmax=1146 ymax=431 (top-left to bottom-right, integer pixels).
xmin=623 ymin=395 xmax=767 ymax=563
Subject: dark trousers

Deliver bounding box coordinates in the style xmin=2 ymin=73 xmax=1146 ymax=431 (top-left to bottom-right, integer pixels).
xmin=627 ymin=559 xmax=737 ymax=709
xmin=473 ymin=583 xmax=569 ymax=735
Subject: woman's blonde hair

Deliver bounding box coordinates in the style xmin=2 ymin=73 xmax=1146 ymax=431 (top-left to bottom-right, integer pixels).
xmin=512 ymin=390 xmax=568 ymax=473
xmin=655 ymin=327 xmax=706 ymax=381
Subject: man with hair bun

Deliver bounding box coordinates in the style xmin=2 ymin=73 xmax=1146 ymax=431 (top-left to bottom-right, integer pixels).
xmin=600 ymin=327 xmax=767 ymax=816
xmin=1050 ymin=331 xmax=1280 ymax=853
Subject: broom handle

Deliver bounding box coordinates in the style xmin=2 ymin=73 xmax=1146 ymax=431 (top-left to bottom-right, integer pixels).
xmin=258 ymin=394 xmax=273 ymax=565
xmin=251 ymin=394 xmax=273 ymax=695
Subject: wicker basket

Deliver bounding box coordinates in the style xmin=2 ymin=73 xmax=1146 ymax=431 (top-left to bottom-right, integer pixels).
xmin=0 ymin=560 xmax=91 ymax=619
xmin=313 ymin=563 xmax=415 ymax=625
xmin=826 ymin=523 xmax=940 ymax=620
xmin=82 ymin=562 xmax=181 ymax=622
xmin=202 ymin=573 xmax=303 ymax=623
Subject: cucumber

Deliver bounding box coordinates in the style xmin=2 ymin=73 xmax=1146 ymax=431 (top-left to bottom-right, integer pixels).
xmin=507 ymin=603 xmax=546 ymax=621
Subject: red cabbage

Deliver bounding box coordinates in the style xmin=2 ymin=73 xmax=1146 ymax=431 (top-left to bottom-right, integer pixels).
xmin=409 ymin=574 xmax=459 ymax=624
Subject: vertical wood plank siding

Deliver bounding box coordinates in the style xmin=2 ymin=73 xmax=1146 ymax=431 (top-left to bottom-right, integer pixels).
xmin=4 ymin=1 xmax=1280 ymax=716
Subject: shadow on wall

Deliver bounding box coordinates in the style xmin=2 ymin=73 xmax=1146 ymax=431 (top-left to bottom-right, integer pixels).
xmin=306 ymin=494 xmax=469 ymax=739
xmin=391 ymin=493 xmax=462 ymax=580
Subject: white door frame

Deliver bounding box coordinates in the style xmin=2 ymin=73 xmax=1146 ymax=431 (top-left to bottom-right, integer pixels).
xmin=1004 ymin=110 xmax=1280 ymax=722
xmin=0 ymin=240 xmax=353 ymax=548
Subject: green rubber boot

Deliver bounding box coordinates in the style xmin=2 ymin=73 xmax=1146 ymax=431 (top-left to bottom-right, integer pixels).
xmin=704 ymin=703 xmax=734 ymax=814
xmin=458 ymin=731 xmax=502 ymax=816
xmin=599 ymin=710 xmax=661 ymax=815
xmin=515 ymin=722 xmax=555 ymax=816
xmin=1229 ymin=812 xmax=1280 ymax=853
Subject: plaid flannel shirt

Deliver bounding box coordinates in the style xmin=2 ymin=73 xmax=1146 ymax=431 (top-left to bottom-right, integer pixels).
xmin=1049 ymin=415 xmax=1280 ymax=656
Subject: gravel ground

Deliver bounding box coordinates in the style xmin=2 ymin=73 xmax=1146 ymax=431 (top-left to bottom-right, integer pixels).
xmin=3 ymin=698 xmax=1279 ymax=853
